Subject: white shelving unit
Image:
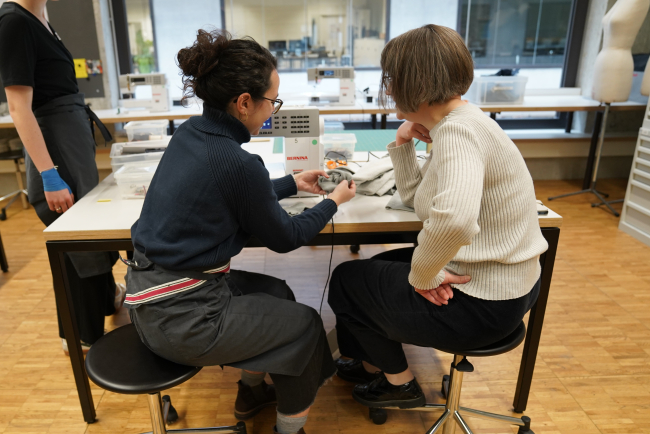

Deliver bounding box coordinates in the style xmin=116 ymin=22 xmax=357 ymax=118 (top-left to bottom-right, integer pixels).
xmin=619 ymin=101 xmax=650 ymax=246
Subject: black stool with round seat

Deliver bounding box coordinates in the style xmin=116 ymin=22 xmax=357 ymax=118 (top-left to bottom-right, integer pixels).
xmin=368 ymin=321 xmax=533 ymax=434
xmin=85 ymin=323 xmax=247 ymax=434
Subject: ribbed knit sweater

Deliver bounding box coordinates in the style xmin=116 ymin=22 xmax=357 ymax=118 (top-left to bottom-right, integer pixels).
xmin=132 ymin=105 xmax=338 ymax=271
xmin=387 ymin=103 xmax=548 ymax=300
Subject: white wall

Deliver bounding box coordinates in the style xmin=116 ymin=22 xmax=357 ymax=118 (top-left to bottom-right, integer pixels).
xmin=151 ymin=0 xmax=222 ymax=101
xmin=389 ymin=0 xmax=458 ymax=38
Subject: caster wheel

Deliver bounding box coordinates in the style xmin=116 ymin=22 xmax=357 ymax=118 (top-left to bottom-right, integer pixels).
xmin=440 ymin=375 xmax=450 ymax=398
xmin=516 ymin=415 xmax=533 ymax=434
xmin=235 ymin=421 xmax=247 ymax=434
xmin=350 ymin=245 xmax=360 ymax=254
xmin=162 ymin=395 xmax=179 ymax=424
xmin=369 ymin=408 xmax=387 ymax=425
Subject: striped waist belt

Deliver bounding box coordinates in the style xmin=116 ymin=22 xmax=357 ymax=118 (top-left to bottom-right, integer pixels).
xmin=124 ymin=259 xmax=231 ymax=307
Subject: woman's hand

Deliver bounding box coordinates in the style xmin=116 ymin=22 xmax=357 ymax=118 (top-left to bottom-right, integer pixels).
xmin=45 ymin=189 xmax=75 ymax=213
xmin=294 ymin=170 xmax=328 ymax=195
xmin=415 ymin=271 xmax=471 ymax=306
xmin=328 ymin=180 xmax=357 ymax=206
xmin=396 ymin=121 xmax=432 ymax=146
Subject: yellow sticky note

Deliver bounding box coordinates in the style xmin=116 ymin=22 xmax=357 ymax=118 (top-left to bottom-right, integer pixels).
xmin=73 ymin=58 xmax=88 ymax=79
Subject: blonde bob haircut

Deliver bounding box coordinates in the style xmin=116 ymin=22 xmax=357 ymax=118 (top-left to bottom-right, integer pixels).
xmin=379 ymin=24 xmax=474 ymax=113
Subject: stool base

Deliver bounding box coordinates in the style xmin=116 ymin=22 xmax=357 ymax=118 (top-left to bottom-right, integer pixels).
xmin=367 ymin=355 xmax=534 ymax=434
xmin=142 ymin=392 xmax=247 ymax=434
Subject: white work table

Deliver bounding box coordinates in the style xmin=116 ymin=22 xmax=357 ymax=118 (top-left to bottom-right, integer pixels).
xmin=44 ymin=167 xmax=562 ymax=425
xmin=43 ymin=174 xmax=562 ymax=241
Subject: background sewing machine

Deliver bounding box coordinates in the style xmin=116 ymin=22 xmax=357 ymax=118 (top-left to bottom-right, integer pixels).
xmin=307 ymin=67 xmax=355 ymax=106
xmin=254 ymin=106 xmax=324 ymax=197
xmin=118 ymin=73 xmax=169 ymax=112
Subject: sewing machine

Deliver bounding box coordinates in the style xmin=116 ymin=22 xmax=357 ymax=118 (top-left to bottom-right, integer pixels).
xmin=119 ymin=73 xmax=169 ymax=112
xmin=256 ymin=106 xmax=324 ymax=196
xmin=307 ymin=67 xmax=355 ymax=106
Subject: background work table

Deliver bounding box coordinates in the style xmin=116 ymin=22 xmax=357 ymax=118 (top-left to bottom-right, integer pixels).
xmin=1 ymin=94 xmax=645 ymax=129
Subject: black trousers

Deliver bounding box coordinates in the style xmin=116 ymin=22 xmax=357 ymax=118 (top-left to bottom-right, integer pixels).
xmin=328 ymin=248 xmax=540 ymax=374
xmin=57 ymin=253 xmax=116 ymax=344
xmin=130 ymin=270 xmax=335 ymax=415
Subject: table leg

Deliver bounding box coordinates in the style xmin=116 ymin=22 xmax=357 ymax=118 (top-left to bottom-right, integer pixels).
xmin=565 ymin=112 xmax=574 ymax=133
xmin=46 ymin=243 xmax=96 ymax=423
xmin=380 ymin=114 xmax=387 ymax=129
xmin=14 ymin=159 xmax=28 ymax=209
xmin=0 ymin=231 xmax=8 ymax=272
xmin=513 ymin=227 xmax=559 ymax=412
xmin=371 ymin=114 xmax=377 ymax=129
xmin=168 ymin=120 xmax=175 ymax=135
xmin=583 ymin=111 xmax=604 ymax=190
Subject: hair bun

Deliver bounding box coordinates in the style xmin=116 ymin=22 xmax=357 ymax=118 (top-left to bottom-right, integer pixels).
xmin=177 ymin=29 xmax=231 ymax=79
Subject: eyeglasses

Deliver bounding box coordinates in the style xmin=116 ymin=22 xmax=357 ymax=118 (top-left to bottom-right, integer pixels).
xmin=261 ymin=96 xmax=283 ymax=114
xmin=232 ymin=96 xmax=283 ymax=114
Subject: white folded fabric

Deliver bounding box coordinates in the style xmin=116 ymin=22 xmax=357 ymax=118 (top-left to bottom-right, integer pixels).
xmin=356 ymin=169 xmax=395 ymax=196
xmin=351 ymin=157 xmax=394 ymax=183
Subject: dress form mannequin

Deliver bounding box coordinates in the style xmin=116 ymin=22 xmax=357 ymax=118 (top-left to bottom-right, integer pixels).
xmin=550 ymin=0 xmax=649 ymax=216
xmin=592 ymin=0 xmax=649 ymax=102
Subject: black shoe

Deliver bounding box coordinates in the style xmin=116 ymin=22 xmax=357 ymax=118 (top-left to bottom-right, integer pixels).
xmin=335 ymin=358 xmax=382 ymax=384
xmin=234 ymin=380 xmax=277 ymax=420
xmin=352 ymin=374 xmax=426 ymax=409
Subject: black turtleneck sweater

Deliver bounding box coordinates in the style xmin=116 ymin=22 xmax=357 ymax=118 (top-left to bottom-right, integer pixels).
xmin=131 ymin=105 xmax=338 ymax=270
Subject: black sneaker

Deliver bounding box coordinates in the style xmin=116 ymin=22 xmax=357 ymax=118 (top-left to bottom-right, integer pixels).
xmin=335 ymin=358 xmax=382 ymax=384
xmin=234 ymin=380 xmax=277 ymax=420
xmin=352 ymin=374 xmax=426 ymax=409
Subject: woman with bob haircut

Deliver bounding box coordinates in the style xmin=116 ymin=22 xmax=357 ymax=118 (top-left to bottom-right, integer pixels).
xmin=328 ymin=24 xmax=548 ymax=409
xmin=124 ymin=29 xmax=356 ymax=434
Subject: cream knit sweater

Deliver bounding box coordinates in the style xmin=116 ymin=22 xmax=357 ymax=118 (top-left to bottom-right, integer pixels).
xmin=387 ymin=103 xmax=548 ymax=300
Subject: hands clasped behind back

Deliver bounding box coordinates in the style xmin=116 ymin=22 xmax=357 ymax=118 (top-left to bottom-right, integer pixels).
xmin=415 ymin=271 xmax=471 ymax=306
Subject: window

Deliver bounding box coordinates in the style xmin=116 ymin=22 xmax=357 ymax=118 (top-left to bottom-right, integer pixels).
xmin=459 ymin=0 xmax=572 ymax=68
xmin=124 ymin=0 xmax=157 ymax=74
xmin=224 ymin=0 xmax=387 ymax=71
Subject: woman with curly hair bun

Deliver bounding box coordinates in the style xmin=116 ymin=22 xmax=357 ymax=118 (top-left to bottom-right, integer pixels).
xmin=124 ymin=29 xmax=356 ymax=434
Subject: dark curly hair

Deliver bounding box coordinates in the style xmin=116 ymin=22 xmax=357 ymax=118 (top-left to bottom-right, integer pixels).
xmin=177 ymin=29 xmax=277 ymax=110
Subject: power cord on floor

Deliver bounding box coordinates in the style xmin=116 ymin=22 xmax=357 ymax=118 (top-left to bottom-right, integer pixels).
xmin=319 ymin=218 xmax=335 ymax=316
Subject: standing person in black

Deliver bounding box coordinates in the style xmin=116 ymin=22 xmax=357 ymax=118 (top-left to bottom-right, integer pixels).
xmin=124 ymin=29 xmax=356 ymax=434
xmin=0 ymin=0 xmax=123 ymax=354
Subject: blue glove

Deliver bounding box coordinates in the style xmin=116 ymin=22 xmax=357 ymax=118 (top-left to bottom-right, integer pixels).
xmin=41 ymin=167 xmax=72 ymax=194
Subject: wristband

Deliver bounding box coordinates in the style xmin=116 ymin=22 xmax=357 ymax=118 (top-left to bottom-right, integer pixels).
xmin=41 ymin=167 xmax=71 ymax=193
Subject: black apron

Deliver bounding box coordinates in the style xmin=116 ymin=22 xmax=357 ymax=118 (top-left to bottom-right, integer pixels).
xmin=25 ymin=93 xmax=117 ymax=277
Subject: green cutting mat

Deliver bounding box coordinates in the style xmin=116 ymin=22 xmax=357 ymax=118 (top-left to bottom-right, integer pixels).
xmin=272 ymin=129 xmax=400 ymax=154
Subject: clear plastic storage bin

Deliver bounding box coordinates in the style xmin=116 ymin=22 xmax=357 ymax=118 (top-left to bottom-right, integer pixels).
xmin=109 ymin=137 xmax=171 ymax=172
xmin=322 ymin=133 xmax=357 ymax=160
xmin=114 ymin=162 xmax=158 ymax=199
xmin=465 ymin=76 xmax=528 ymax=104
xmin=124 ymin=120 xmax=169 ymax=141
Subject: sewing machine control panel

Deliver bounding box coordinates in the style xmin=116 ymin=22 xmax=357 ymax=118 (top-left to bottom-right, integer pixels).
xmin=257 ymin=107 xmax=320 ymax=138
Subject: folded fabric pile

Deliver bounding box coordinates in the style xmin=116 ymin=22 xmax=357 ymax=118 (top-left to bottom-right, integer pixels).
xmin=351 ymin=156 xmax=395 ymax=196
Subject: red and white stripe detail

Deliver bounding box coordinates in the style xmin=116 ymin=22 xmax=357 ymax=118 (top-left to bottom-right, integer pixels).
xmin=125 ymin=262 xmax=230 ymax=306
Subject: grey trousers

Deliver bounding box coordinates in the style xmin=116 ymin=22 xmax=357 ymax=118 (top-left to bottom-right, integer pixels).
xmin=129 ymin=270 xmax=335 ymax=414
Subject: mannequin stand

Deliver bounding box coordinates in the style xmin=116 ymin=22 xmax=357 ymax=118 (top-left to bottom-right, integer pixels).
xmin=548 ymin=103 xmax=622 ymax=217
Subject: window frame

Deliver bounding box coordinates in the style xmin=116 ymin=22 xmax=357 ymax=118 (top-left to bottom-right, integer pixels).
xmin=458 ymin=0 xmax=588 ymax=131
xmin=108 ymin=0 xmax=588 ymax=131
